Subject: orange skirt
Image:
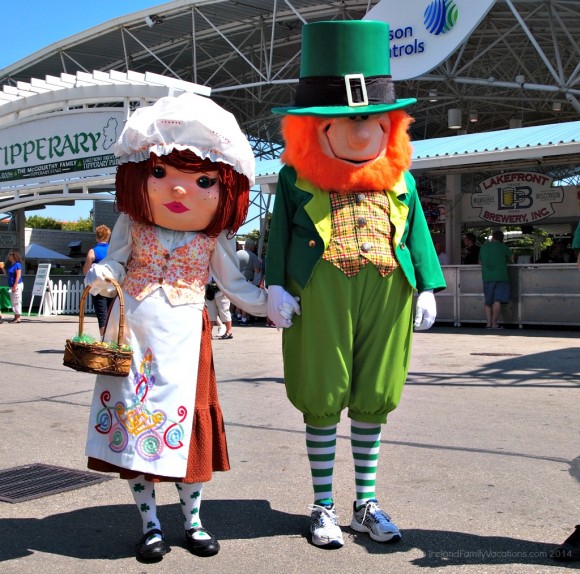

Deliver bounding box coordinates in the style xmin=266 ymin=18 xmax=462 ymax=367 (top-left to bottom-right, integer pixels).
xmin=88 ymin=309 xmax=230 ymax=483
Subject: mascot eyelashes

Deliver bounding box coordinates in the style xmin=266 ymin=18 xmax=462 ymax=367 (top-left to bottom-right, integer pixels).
xmin=84 ymin=92 xmax=266 ymax=561
xmin=265 ymin=21 xmax=446 ymax=548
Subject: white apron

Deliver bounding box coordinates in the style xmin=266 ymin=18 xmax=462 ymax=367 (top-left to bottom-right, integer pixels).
xmin=85 ymin=289 xmax=203 ymax=477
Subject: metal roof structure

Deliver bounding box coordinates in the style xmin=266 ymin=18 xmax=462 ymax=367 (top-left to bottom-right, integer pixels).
xmin=1 ymin=0 xmax=579 ymax=160
xmin=411 ymin=119 xmax=580 ymax=171
xmin=257 ymin=119 xmax=580 ymax=177
xmin=0 ymin=70 xmax=210 ymax=128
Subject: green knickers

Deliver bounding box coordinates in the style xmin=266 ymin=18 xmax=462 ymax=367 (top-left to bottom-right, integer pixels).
xmin=283 ymin=260 xmax=414 ymax=427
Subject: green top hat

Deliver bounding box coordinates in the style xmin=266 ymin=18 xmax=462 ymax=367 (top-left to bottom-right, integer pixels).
xmin=273 ymin=20 xmax=416 ymax=117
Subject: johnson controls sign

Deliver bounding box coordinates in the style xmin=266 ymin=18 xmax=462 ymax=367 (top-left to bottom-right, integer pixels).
xmin=366 ymin=0 xmax=496 ymax=80
xmin=0 ymin=109 xmax=125 ymax=189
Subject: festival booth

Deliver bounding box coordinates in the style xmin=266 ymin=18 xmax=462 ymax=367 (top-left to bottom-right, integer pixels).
xmin=408 ymin=123 xmax=580 ymax=327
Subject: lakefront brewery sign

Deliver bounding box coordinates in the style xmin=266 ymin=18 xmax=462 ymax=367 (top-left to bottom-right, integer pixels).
xmin=466 ymin=171 xmax=576 ymax=224
xmin=0 ymin=109 xmax=125 ymax=189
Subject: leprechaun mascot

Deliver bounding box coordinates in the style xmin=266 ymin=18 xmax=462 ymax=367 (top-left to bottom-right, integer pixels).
xmin=265 ymin=21 xmax=446 ymax=549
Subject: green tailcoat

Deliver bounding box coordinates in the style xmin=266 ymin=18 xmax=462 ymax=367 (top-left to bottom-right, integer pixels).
xmin=265 ymin=165 xmax=446 ymax=293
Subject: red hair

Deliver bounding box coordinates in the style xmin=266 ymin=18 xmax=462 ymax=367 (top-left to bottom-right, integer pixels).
xmin=280 ymin=110 xmax=413 ymax=192
xmin=115 ymin=149 xmax=250 ymax=236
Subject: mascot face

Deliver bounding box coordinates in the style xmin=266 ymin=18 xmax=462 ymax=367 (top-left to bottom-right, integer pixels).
xmin=317 ymin=114 xmax=390 ymax=165
xmin=148 ymin=158 xmax=220 ymax=231
xmin=281 ymin=110 xmax=413 ymax=193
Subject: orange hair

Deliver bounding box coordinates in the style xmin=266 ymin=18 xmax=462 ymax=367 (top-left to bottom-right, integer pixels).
xmin=95 ymin=224 xmax=111 ymax=243
xmin=115 ymin=149 xmax=250 ymax=237
xmin=280 ymin=110 xmax=413 ymax=192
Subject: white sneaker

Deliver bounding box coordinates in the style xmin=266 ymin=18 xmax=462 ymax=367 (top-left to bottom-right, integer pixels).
xmin=216 ymin=325 xmax=226 ymax=337
xmin=350 ymin=499 xmax=401 ymax=542
xmin=308 ymin=503 xmax=344 ymax=548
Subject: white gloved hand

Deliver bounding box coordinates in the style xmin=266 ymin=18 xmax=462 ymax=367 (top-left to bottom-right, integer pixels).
xmin=267 ymin=285 xmax=301 ymax=328
xmin=85 ymin=264 xmax=115 ymax=296
xmin=414 ymin=290 xmax=437 ymax=331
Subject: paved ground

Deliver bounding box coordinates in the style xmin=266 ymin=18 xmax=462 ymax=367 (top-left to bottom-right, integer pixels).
xmin=0 ymin=314 xmax=578 ymax=574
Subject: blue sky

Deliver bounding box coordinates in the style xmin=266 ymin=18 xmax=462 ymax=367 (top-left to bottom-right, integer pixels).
xmin=2 ymin=1 xmax=264 ymax=233
xmin=1 ymin=1 xmax=164 ymax=69
xmin=1 ymin=1 xmax=170 ymax=223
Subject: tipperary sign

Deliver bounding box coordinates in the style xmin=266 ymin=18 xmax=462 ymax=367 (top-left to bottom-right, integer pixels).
xmin=465 ymin=171 xmax=575 ymax=224
xmin=0 ymin=109 xmax=125 ymax=189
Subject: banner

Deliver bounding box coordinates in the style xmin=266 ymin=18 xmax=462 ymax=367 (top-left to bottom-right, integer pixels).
xmin=365 ymin=0 xmax=496 ymax=80
xmin=31 ymin=263 xmax=51 ymax=296
xmin=462 ymin=171 xmax=579 ymax=224
xmin=0 ymin=110 xmax=125 ymax=189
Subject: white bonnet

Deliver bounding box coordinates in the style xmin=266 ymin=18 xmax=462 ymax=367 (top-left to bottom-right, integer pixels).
xmin=114 ymin=92 xmax=255 ymax=186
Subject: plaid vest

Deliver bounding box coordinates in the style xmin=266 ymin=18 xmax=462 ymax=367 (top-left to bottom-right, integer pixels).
xmin=322 ymin=191 xmax=399 ymax=278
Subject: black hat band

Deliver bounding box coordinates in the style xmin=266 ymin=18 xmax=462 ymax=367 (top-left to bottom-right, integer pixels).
xmin=295 ymin=74 xmax=396 ymax=108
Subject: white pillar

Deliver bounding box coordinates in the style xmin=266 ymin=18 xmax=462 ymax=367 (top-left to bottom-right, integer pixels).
xmin=445 ymin=174 xmax=463 ymax=264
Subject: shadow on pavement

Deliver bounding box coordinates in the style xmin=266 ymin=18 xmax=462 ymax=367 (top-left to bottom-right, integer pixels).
xmin=409 ymin=347 xmax=580 ymax=388
xmin=1 ymin=499 xmax=576 ymax=569
xmin=0 ymin=499 xmax=306 ymax=562
xmin=349 ymin=528 xmax=577 ymax=569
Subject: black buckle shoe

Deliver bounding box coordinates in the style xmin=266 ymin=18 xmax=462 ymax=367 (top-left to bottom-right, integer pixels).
xmin=185 ymin=527 xmax=220 ymax=557
xmin=136 ymin=528 xmax=170 ymax=562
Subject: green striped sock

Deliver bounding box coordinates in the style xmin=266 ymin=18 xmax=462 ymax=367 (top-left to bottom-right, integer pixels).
xmin=306 ymin=424 xmax=337 ymax=505
xmin=351 ymin=420 xmax=382 ymax=507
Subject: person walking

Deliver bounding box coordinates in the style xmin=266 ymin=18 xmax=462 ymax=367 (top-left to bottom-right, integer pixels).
xmin=236 ymin=237 xmax=262 ymax=325
xmin=434 ymin=237 xmax=449 ymax=265
xmin=205 ymin=278 xmax=234 ymax=339
xmin=0 ymin=259 xmax=4 ymax=323
xmin=462 ymin=232 xmax=480 ymax=264
xmin=479 ymin=230 xmax=512 ymax=329
xmin=1 ymin=249 xmax=24 ymax=323
xmin=573 ymin=221 xmax=580 ymax=270
xmin=83 ymin=225 xmax=112 ymax=336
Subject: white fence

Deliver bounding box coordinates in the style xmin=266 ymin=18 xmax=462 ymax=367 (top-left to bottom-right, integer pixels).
xmin=48 ymin=279 xmax=93 ymax=315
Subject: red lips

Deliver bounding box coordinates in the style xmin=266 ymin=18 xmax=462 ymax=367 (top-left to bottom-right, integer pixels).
xmin=164 ymin=202 xmax=190 ymax=213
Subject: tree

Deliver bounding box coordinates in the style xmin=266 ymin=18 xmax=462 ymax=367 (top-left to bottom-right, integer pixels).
xmin=25 ymin=214 xmax=94 ymax=232
xmin=62 ymin=216 xmax=94 ymax=232
xmin=25 ymin=215 xmax=62 ymax=230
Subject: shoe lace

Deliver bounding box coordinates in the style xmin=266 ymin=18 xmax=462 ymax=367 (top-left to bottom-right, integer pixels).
xmin=308 ymin=504 xmax=337 ymax=527
xmin=361 ymin=500 xmax=391 ymax=528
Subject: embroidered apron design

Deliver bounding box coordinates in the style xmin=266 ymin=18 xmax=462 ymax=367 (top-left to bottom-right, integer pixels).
xmin=86 ymin=289 xmax=202 ymax=477
xmin=94 ymin=347 xmax=188 ymax=462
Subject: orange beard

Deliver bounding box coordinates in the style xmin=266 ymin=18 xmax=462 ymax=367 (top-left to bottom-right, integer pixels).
xmin=280 ymin=110 xmax=413 ymax=193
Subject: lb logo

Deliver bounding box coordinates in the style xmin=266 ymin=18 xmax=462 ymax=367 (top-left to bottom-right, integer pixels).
xmin=424 ymin=0 xmax=459 ymax=35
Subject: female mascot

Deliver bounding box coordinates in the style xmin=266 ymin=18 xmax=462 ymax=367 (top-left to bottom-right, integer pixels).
xmin=266 ymin=21 xmax=446 ymax=548
xmin=84 ymin=92 xmax=266 ymax=561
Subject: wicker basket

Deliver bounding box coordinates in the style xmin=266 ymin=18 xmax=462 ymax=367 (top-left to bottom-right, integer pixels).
xmin=63 ymin=278 xmax=132 ymax=377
